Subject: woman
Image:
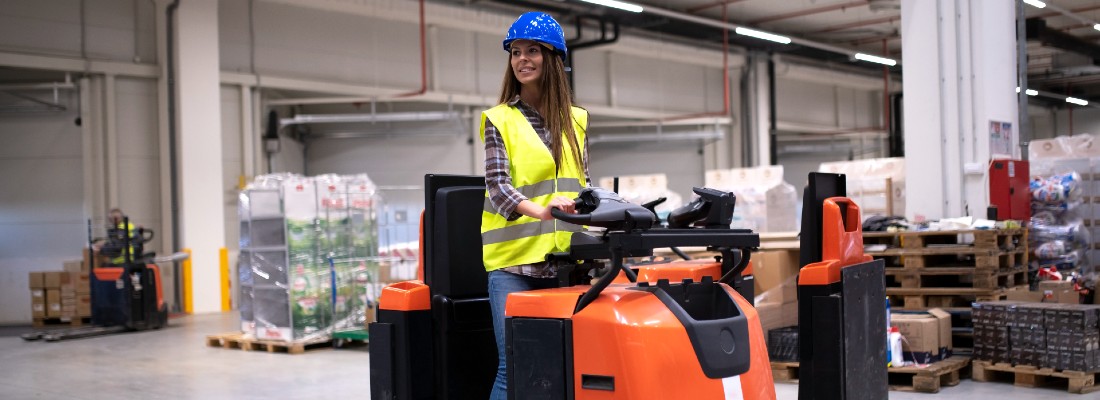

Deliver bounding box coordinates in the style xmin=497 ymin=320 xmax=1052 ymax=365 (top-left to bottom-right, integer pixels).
xmin=479 ymin=11 xmax=590 ymax=399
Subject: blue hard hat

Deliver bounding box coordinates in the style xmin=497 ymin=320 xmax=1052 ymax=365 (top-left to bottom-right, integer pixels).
xmin=503 ymin=12 xmax=567 ymax=60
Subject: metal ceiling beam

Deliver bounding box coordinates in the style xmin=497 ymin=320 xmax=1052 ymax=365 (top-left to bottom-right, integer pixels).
xmin=1026 ymin=18 xmax=1100 ymax=65
xmin=639 ymin=4 xmax=885 ymax=62
xmin=685 ymin=0 xmax=751 ymax=14
xmin=814 ymin=15 xmax=899 ymax=34
xmin=748 ymin=1 xmax=868 ymax=25
xmin=1031 ymin=4 xmax=1100 ymax=21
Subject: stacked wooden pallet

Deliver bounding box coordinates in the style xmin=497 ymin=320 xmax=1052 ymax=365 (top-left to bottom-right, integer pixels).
xmin=973 ymin=360 xmax=1100 ymax=394
xmin=864 ymin=229 xmax=1029 ymax=309
xmin=770 ymin=356 xmax=972 ymax=394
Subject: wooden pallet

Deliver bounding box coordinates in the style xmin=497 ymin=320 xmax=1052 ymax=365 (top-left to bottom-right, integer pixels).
xmin=771 ymin=361 xmax=800 ymax=383
xmin=887 ymin=287 xmax=1018 ymax=309
xmin=769 ymin=356 xmax=971 ymax=393
xmin=864 ymin=229 xmax=1027 ymax=251
xmin=865 ymin=229 xmax=1028 ymax=271
xmin=868 ymin=247 xmax=1027 ymax=270
xmin=972 ymin=360 xmax=1100 ymax=394
xmin=33 ymin=316 xmax=91 ymax=328
xmin=885 ymin=265 xmax=1028 ymax=290
xmin=888 ymin=355 xmax=971 ymax=393
xmin=205 ymin=332 xmax=331 ymax=354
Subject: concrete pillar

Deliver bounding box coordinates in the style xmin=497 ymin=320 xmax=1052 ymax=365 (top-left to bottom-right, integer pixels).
xmin=901 ymin=0 xmax=1018 ymax=220
xmin=176 ymin=0 xmax=225 ymax=314
xmin=740 ymin=52 xmax=772 ymax=167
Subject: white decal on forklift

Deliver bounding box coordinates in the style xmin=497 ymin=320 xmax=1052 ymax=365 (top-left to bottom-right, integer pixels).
xmin=722 ymin=376 xmax=744 ymax=400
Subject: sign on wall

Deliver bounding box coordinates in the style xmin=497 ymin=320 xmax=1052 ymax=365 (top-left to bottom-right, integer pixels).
xmin=990 ymin=120 xmax=1013 ymax=157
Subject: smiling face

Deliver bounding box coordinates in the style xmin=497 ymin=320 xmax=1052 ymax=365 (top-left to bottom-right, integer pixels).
xmin=509 ymin=39 xmax=545 ymax=87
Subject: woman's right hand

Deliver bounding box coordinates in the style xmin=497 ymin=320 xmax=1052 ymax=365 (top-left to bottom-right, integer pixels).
xmin=540 ymin=196 xmax=576 ymax=220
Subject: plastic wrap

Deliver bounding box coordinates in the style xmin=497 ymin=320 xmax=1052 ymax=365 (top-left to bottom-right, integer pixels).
xmin=1029 ymin=137 xmax=1099 ymax=289
xmin=704 ymin=165 xmax=798 ymax=233
xmin=239 ymin=173 xmax=383 ymax=342
xmin=818 ymin=157 xmax=906 ymax=219
xmin=597 ymin=173 xmax=684 ymax=217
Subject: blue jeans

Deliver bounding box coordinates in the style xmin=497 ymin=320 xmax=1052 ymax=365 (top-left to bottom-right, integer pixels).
xmin=487 ymin=270 xmax=559 ymax=400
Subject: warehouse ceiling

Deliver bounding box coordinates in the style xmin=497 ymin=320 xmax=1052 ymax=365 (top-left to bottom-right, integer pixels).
xmin=445 ymin=0 xmax=1100 ymax=107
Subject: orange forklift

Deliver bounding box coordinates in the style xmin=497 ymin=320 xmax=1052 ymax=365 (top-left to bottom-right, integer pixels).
xmin=370 ymin=173 xmax=886 ymax=399
xmin=370 ymin=175 xmax=774 ymax=399
xmin=22 ymin=218 xmax=171 ymax=342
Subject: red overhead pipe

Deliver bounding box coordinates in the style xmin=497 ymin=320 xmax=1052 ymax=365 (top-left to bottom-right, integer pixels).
xmin=395 ymin=0 xmax=427 ymax=98
xmin=654 ymin=4 xmax=731 ymax=123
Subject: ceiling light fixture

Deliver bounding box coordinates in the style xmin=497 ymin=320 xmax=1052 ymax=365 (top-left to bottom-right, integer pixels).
xmin=854 ymin=53 xmax=897 ymax=66
xmin=734 ymin=27 xmax=792 ymax=44
xmin=1023 ymin=0 xmax=1046 ymax=9
xmin=1094 ymin=23 xmax=1100 ymax=31
xmin=1066 ymin=97 xmax=1089 ymax=106
xmin=1026 ymin=89 xmax=1038 ymax=96
xmin=577 ymin=0 xmax=643 ymax=13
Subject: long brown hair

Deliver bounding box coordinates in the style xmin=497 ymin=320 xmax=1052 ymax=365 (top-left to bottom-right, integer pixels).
xmin=498 ymin=45 xmax=584 ymax=173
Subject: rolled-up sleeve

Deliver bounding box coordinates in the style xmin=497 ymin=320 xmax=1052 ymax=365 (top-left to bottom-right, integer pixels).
xmin=483 ymin=119 xmax=526 ymax=220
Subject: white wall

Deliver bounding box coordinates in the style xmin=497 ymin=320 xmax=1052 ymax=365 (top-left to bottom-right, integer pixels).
xmin=0 ymin=89 xmax=84 ymax=323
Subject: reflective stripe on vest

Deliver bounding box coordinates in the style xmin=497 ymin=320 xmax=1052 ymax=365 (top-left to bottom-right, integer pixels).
xmin=479 ymin=104 xmax=588 ymax=271
xmin=481 ymin=177 xmax=585 ymax=215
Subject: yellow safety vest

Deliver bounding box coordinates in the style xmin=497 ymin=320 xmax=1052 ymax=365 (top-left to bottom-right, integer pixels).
xmin=479 ymin=104 xmax=588 ymax=271
xmin=111 ymin=222 xmax=138 ymax=265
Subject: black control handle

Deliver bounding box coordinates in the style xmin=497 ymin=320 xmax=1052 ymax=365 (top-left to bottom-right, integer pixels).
xmin=550 ymin=201 xmax=589 ymax=224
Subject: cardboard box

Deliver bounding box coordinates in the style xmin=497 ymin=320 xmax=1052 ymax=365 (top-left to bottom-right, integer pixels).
xmin=44 ymin=272 xmax=63 ymax=288
xmin=46 ymin=289 xmax=62 ymax=318
xmin=61 ymin=272 xmax=90 ymax=294
xmin=755 ymin=275 xmax=796 ymax=305
xmin=63 ymin=260 xmax=84 ymax=273
xmin=892 ymin=309 xmax=952 ymax=362
xmin=928 ymin=308 xmax=953 ymax=352
xmin=757 ymin=301 xmax=799 ymax=333
xmin=83 ymin=248 xmax=107 ymax=270
xmin=1038 ymin=280 xmax=1079 ymax=304
xmin=752 ymin=250 xmax=801 ymax=296
xmin=31 ymin=289 xmax=46 ymax=318
xmin=28 ymin=272 xmax=45 ymax=289
xmin=1005 ymin=287 xmax=1043 ymax=303
xmin=77 ymin=294 xmax=91 ymax=317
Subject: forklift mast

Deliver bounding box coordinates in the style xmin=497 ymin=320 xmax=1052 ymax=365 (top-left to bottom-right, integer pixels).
xmin=796 ymin=172 xmax=888 ymax=400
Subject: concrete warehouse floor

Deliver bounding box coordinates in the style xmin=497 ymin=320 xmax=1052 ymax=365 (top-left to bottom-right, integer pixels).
xmin=0 ymin=313 xmax=1078 ymax=399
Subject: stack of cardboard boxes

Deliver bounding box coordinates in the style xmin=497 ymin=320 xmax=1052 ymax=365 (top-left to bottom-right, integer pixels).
xmin=973 ymin=300 xmax=1100 ymax=371
xmin=754 ymin=250 xmax=801 ymax=334
xmin=891 ymin=308 xmax=953 ymax=364
xmin=28 ymin=252 xmax=94 ymax=322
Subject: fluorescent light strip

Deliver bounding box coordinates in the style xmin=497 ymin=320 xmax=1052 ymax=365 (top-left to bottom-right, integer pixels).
xmin=578 ymin=0 xmax=643 ymax=13
xmin=734 ymin=27 xmax=792 ymax=44
xmin=1026 ymin=89 xmax=1038 ymax=96
xmin=1066 ymin=97 xmax=1089 ymax=106
xmin=1094 ymin=23 xmax=1100 ymax=31
xmin=854 ymin=53 xmax=897 ymax=66
xmin=1023 ymin=0 xmax=1046 ymax=9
